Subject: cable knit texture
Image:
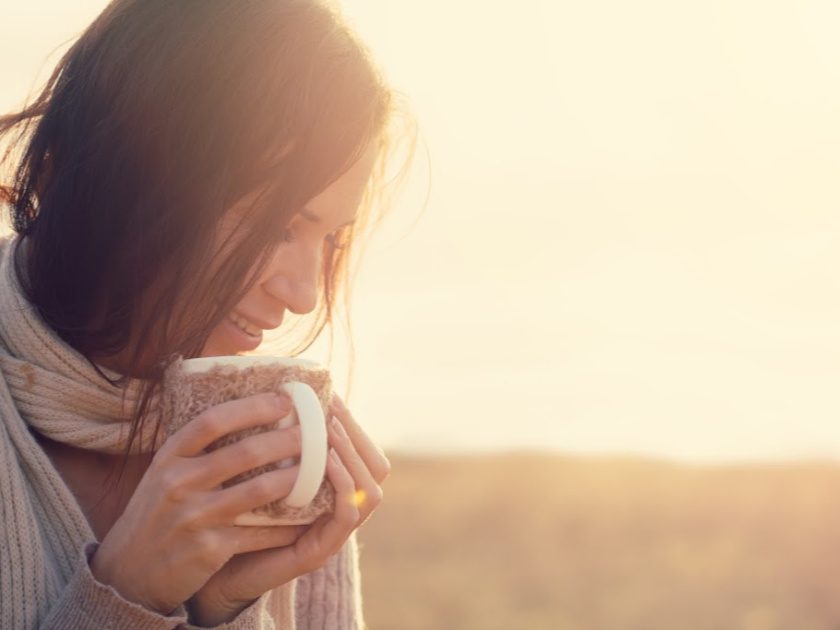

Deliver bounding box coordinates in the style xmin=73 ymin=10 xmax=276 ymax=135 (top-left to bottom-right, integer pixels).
xmin=162 ymin=357 xmax=336 ymax=526
xmin=0 ymin=234 xmax=365 ymax=629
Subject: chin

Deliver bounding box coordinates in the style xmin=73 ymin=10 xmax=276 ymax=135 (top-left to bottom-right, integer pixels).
xmin=200 ymin=334 xmax=257 ymax=357
xmin=200 ymin=329 xmax=234 ymax=357
xmin=199 ymin=316 xmax=266 ymax=357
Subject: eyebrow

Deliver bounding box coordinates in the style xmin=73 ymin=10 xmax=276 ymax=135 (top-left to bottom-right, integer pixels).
xmin=300 ymin=206 xmax=356 ymax=228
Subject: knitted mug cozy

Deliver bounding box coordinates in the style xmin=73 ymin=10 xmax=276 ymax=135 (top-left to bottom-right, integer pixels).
xmin=161 ymin=355 xmax=336 ymax=526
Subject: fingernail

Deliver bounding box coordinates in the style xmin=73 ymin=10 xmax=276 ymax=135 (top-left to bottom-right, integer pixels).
xmin=329 ymin=448 xmax=340 ymax=464
xmin=331 ymin=416 xmax=348 ymax=438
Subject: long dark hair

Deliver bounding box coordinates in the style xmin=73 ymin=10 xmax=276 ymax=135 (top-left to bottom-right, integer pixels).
xmin=0 ymin=0 xmax=416 ymax=483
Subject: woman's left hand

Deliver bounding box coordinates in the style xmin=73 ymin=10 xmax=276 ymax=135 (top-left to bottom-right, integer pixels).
xmin=185 ymin=394 xmax=391 ymax=626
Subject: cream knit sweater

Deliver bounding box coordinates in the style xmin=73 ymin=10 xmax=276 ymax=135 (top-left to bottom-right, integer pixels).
xmin=0 ymin=234 xmax=366 ymax=629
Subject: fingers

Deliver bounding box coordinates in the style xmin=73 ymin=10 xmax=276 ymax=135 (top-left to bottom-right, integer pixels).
xmin=224 ymin=448 xmax=359 ymax=582
xmin=204 ymin=465 xmax=300 ymax=525
xmin=191 ymin=425 xmax=302 ymax=490
xmin=327 ymin=416 xmax=383 ymax=523
xmin=163 ymin=393 xmax=292 ymax=459
xmin=232 ymin=525 xmax=302 ymax=555
xmin=289 ymin=448 xmax=361 ymax=568
xmin=329 ymin=395 xmax=391 ymax=484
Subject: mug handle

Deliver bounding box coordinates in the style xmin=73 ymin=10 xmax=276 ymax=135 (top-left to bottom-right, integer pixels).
xmin=277 ymin=381 xmax=328 ymax=507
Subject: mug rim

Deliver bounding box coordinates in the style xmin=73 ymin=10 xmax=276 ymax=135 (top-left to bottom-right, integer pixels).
xmin=180 ymin=355 xmax=321 ymax=374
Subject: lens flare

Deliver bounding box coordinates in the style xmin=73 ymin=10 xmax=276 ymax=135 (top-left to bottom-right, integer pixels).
xmin=352 ymin=489 xmax=367 ymax=507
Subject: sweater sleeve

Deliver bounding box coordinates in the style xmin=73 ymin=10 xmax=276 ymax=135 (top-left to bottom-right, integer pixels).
xmin=293 ymin=532 xmax=366 ymax=630
xmin=39 ymin=541 xmax=279 ymax=630
xmin=176 ymin=581 xmax=296 ymax=630
xmin=179 ymin=531 xmax=367 ymax=630
xmin=39 ymin=541 xmax=190 ymax=630
xmin=37 ymin=534 xmax=366 ymax=630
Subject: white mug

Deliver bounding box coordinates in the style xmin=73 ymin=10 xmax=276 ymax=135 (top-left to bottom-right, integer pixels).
xmin=180 ymin=355 xmax=329 ymax=511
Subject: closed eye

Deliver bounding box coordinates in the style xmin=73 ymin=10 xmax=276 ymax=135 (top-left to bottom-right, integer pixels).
xmin=280 ymin=225 xmax=296 ymax=244
xmin=277 ymin=223 xmax=351 ymax=249
xmin=325 ymin=224 xmax=352 ymax=250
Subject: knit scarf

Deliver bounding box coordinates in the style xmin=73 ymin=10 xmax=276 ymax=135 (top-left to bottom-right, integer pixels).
xmin=0 ymin=233 xmax=159 ymax=624
xmin=0 ymin=236 xmax=164 ymax=455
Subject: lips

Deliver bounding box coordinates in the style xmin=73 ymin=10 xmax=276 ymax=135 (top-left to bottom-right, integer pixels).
xmin=221 ymin=316 xmax=261 ymax=352
xmin=227 ymin=310 xmax=284 ymax=337
xmin=228 ymin=312 xmax=262 ymax=337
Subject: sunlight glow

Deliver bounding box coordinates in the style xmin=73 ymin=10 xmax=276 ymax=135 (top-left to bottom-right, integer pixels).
xmin=352 ymin=489 xmax=367 ymax=508
xmin=3 ymin=1 xmax=840 ymax=462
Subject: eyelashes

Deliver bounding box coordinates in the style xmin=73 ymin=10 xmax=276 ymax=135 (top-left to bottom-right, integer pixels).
xmin=280 ymin=226 xmax=296 ymax=244
xmin=325 ymin=225 xmax=351 ymax=250
xmin=279 ymin=225 xmax=350 ymax=250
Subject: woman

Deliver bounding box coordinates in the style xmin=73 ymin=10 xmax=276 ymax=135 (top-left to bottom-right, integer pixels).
xmin=0 ymin=0 xmax=414 ymax=628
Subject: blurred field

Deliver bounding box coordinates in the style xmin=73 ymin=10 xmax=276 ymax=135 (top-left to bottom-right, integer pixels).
xmin=356 ymin=453 xmax=840 ymax=630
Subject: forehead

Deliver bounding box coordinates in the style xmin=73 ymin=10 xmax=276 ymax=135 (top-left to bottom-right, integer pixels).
xmin=304 ymin=142 xmax=377 ymax=222
xmin=225 ymin=141 xmax=378 ymax=225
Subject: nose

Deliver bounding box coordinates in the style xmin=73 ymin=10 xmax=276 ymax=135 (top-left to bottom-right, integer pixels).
xmin=260 ymin=247 xmax=320 ymax=315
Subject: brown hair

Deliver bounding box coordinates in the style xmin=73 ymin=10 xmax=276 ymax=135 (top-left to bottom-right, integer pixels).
xmin=0 ymin=0 xmax=416 ymax=487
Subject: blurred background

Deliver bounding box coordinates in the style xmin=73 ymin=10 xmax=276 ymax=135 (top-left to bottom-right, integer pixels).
xmin=3 ymin=1 xmax=840 ymax=628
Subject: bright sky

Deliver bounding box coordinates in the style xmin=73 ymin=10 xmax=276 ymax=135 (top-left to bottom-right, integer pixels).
xmin=2 ymin=1 xmax=840 ymax=462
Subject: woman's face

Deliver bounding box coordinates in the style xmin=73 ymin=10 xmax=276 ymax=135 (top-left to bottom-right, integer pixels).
xmin=200 ymin=143 xmax=378 ymax=357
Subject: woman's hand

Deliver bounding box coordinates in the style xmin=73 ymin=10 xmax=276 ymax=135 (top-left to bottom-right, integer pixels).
xmin=89 ymin=392 xmax=309 ymax=615
xmin=186 ymin=394 xmax=391 ymax=626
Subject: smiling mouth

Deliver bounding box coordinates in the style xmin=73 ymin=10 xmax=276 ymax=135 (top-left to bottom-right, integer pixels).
xmin=228 ymin=312 xmax=262 ymax=337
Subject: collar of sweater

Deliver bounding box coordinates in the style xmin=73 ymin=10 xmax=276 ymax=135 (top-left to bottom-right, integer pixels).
xmin=0 ymin=234 xmax=163 ymax=454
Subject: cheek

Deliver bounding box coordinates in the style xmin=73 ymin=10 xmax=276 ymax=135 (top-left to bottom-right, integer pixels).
xmin=200 ymin=320 xmax=229 ymax=357
xmin=198 ymin=289 xmax=258 ymax=357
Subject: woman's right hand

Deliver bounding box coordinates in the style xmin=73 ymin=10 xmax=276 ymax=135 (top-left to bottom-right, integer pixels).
xmin=89 ymin=392 xmax=306 ymax=615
